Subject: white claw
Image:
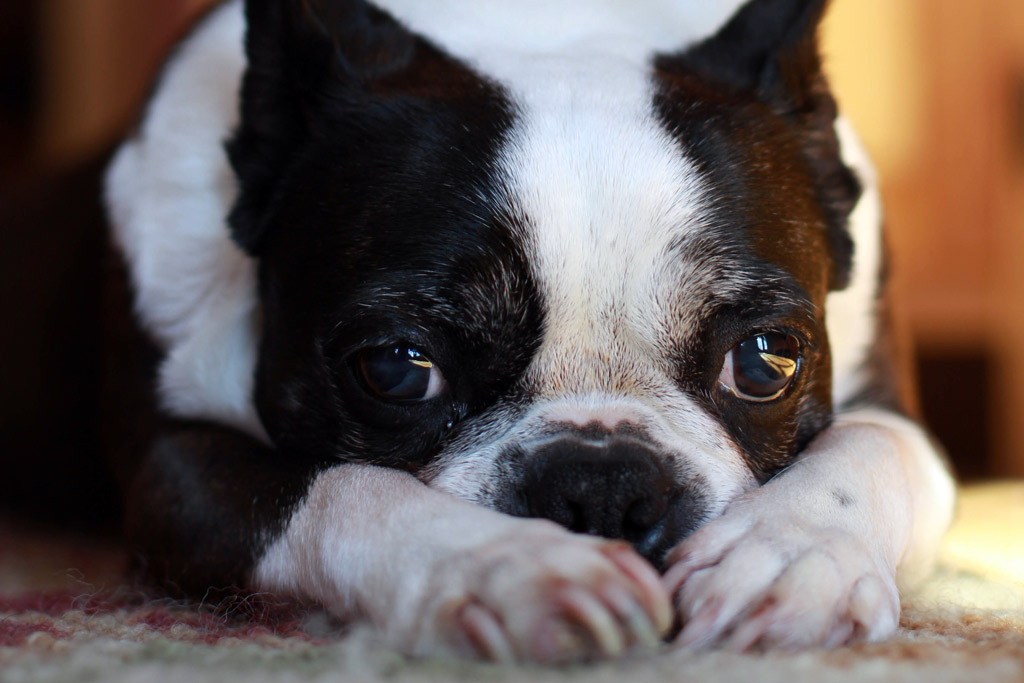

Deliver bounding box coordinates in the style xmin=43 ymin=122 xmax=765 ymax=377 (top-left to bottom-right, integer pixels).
xmin=459 ymin=603 xmax=515 ymax=663
xmin=555 ymin=584 xmax=626 ymax=658
xmin=600 ymin=581 xmax=661 ymax=652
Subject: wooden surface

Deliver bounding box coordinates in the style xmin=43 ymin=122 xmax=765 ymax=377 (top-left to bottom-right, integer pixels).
xmin=826 ymin=0 xmax=1024 ymax=476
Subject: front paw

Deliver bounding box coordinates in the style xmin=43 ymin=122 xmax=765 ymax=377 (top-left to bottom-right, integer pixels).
xmin=662 ymin=505 xmax=899 ymax=651
xmin=396 ymin=520 xmax=671 ymax=663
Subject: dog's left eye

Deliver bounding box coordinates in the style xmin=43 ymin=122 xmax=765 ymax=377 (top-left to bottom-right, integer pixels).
xmin=355 ymin=345 xmax=447 ymax=403
xmin=719 ymin=333 xmax=800 ymax=402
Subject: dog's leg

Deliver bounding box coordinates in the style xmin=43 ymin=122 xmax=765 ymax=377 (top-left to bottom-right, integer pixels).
xmin=661 ymin=115 xmax=955 ymax=652
xmin=663 ymin=408 xmax=954 ymax=650
xmin=127 ymin=421 xmax=671 ymax=662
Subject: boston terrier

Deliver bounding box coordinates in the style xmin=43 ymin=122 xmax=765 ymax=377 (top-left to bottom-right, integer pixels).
xmin=104 ymin=0 xmax=956 ymax=662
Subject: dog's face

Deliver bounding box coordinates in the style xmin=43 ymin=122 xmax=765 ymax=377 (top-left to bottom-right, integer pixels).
xmin=228 ymin=0 xmax=859 ymax=565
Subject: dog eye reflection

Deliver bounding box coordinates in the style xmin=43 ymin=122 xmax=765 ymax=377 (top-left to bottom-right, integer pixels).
xmin=356 ymin=346 xmax=447 ymax=402
xmin=719 ymin=333 xmax=800 ymax=402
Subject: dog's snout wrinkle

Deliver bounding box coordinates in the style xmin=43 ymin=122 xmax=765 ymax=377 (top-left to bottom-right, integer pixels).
xmin=542 ymin=420 xmax=653 ymax=445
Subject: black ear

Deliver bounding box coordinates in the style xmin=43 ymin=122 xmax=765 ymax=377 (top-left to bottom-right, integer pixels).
xmin=662 ymin=0 xmax=858 ymax=291
xmin=226 ymin=0 xmax=415 ymax=254
xmin=680 ymin=0 xmax=829 ymax=113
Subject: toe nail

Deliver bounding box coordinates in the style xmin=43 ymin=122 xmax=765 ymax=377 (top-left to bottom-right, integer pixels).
xmin=601 ymin=582 xmax=660 ymax=651
xmin=458 ymin=603 xmax=515 ymax=663
xmin=556 ymin=585 xmax=625 ymax=658
xmin=602 ymin=547 xmax=672 ymax=632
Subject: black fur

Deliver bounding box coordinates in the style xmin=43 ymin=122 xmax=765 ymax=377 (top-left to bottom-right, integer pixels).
xmin=117 ymin=0 xmax=881 ymax=593
xmin=228 ymin=4 xmax=544 ymax=467
xmin=651 ymin=0 xmax=853 ymax=480
xmin=656 ymin=0 xmax=859 ymax=293
xmin=125 ymin=419 xmax=327 ymax=595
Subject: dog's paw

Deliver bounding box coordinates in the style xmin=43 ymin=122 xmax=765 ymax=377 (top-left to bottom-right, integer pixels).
xmin=395 ymin=520 xmax=671 ymax=663
xmin=662 ymin=502 xmax=899 ymax=651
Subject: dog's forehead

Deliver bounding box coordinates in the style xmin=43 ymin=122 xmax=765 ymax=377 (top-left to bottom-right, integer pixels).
xmin=495 ymin=69 xmax=720 ymax=392
xmin=367 ymin=1 xmax=803 ymax=387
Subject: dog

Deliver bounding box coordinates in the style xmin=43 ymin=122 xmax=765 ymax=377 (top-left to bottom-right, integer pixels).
xmin=104 ymin=0 xmax=956 ymax=662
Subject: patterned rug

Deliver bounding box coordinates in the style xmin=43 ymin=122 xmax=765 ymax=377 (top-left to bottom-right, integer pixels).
xmin=2 ymin=484 xmax=1023 ymax=683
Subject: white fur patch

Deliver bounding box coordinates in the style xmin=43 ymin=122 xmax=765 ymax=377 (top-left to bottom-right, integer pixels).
xmin=374 ymin=0 xmax=750 ymax=378
xmin=826 ymin=118 xmax=883 ymax=409
xmin=105 ymin=0 xmax=266 ymax=440
xmin=371 ymin=0 xmax=757 ymax=390
xmin=495 ymin=61 xmax=714 ymax=383
xmin=375 ymin=0 xmax=747 ymax=71
xmin=371 ymin=0 xmax=762 ymax=506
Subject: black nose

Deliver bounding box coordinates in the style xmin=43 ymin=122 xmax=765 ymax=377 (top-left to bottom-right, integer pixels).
xmin=520 ymin=435 xmax=695 ymax=565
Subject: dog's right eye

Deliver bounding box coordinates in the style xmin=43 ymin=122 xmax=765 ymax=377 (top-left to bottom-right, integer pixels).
xmin=719 ymin=332 xmax=800 ymax=402
xmin=355 ymin=345 xmax=447 ymax=403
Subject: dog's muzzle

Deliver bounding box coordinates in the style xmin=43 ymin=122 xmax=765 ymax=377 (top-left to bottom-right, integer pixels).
xmin=517 ymin=429 xmax=702 ymax=567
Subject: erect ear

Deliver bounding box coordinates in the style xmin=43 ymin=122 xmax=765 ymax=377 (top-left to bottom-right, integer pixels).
xmin=662 ymin=0 xmax=859 ymax=291
xmin=678 ymin=0 xmax=829 ymax=114
xmin=226 ymin=0 xmax=416 ymax=254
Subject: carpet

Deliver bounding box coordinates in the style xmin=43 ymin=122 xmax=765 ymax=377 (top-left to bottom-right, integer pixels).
xmin=2 ymin=483 xmax=1022 ymax=683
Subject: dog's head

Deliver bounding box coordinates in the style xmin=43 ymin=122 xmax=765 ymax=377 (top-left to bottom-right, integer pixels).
xmin=226 ymin=0 xmax=860 ymax=565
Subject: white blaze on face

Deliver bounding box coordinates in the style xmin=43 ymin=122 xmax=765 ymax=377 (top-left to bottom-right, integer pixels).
xmin=368 ymin=0 xmax=762 ymax=506
xmin=366 ymin=1 xmax=742 ymax=381
xmin=497 ymin=55 xmax=710 ymax=392
xmin=488 ymin=79 xmax=759 ymax=507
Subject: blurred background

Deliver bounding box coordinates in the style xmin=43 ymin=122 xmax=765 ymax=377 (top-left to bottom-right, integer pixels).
xmin=0 ymin=0 xmax=1022 ymax=528
xmin=824 ymin=0 xmax=1024 ymax=482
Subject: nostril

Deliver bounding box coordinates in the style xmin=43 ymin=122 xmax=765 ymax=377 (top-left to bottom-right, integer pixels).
xmin=565 ymin=500 xmax=588 ymax=534
xmin=627 ymin=505 xmax=671 ymax=560
xmin=623 ymin=496 xmax=666 ymax=539
xmin=625 ymin=495 xmax=664 ymax=527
